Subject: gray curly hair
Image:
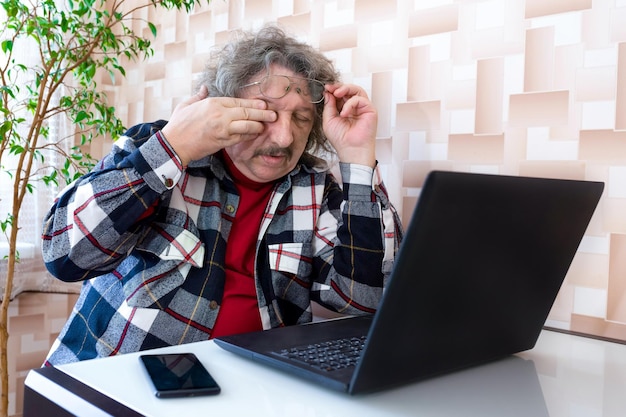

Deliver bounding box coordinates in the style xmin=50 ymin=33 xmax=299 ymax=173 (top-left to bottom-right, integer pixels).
xmin=195 ymin=25 xmax=340 ymax=167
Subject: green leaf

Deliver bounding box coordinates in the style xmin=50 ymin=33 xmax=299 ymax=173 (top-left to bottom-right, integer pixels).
xmin=75 ymin=110 xmax=89 ymax=123
xmin=1 ymin=40 xmax=13 ymax=53
xmin=0 ymin=121 xmax=12 ymax=137
xmin=42 ymin=170 xmax=59 ymax=187
xmin=9 ymin=144 xmax=24 ymax=155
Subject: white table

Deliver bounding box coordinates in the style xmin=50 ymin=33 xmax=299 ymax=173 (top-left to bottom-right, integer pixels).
xmin=23 ymin=329 xmax=626 ymax=416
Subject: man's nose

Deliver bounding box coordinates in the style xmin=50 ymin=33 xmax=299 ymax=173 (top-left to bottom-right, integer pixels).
xmin=265 ymin=114 xmax=294 ymax=147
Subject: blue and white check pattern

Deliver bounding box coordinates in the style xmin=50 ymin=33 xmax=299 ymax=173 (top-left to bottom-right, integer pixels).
xmin=42 ymin=120 xmax=403 ymax=366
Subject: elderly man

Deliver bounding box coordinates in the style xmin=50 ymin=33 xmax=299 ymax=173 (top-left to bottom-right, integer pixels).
xmin=42 ymin=26 xmax=402 ymax=366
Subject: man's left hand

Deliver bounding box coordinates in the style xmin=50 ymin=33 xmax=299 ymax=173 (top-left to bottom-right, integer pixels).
xmin=322 ymin=83 xmax=377 ymax=168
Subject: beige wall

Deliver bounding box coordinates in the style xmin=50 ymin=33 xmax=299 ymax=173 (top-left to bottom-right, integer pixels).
xmin=100 ymin=0 xmax=626 ymax=342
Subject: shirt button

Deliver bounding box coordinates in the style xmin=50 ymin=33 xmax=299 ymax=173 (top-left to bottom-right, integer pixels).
xmin=164 ymin=178 xmax=174 ymax=188
xmin=225 ymin=204 xmax=235 ymax=214
xmin=209 ymin=300 xmax=218 ymax=310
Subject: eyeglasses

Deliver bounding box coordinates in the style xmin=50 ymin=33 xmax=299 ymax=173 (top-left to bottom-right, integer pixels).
xmin=241 ymin=75 xmax=326 ymax=104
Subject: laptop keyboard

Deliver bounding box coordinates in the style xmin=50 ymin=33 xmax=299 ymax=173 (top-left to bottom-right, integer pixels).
xmin=273 ymin=335 xmax=367 ymax=372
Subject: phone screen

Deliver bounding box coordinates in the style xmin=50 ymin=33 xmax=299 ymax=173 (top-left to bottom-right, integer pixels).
xmin=140 ymin=353 xmax=221 ymax=398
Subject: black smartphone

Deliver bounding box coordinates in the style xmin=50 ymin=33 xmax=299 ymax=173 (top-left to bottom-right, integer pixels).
xmin=139 ymin=352 xmax=221 ymax=398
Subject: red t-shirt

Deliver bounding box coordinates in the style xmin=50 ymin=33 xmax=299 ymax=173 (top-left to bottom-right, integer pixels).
xmin=210 ymin=152 xmax=274 ymax=338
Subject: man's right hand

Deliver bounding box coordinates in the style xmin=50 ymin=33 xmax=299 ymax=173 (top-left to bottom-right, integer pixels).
xmin=161 ymin=85 xmax=277 ymax=167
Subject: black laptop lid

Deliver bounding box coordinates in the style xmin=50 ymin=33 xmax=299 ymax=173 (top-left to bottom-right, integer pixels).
xmin=351 ymin=171 xmax=604 ymax=393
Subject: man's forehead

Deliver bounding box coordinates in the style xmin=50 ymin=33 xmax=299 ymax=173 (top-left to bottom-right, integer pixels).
xmin=262 ymin=63 xmax=300 ymax=78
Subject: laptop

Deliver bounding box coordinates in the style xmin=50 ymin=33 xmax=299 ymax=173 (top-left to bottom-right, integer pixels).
xmin=214 ymin=170 xmax=604 ymax=394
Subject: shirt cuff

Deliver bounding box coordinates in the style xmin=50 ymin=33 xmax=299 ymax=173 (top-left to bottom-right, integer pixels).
xmin=339 ymin=162 xmax=376 ymax=201
xmin=135 ymin=131 xmax=184 ymax=192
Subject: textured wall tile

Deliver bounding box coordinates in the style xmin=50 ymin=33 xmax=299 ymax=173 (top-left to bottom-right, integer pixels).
xmin=401 ymin=195 xmax=418 ymax=228
xmin=604 ymin=198 xmax=626 ymax=233
xmin=446 ymin=79 xmax=475 ymax=110
xmin=396 ymin=101 xmax=441 ymax=131
xmin=616 ymin=43 xmax=626 ymax=130
xmin=370 ymin=72 xmax=393 ymax=137
xmin=243 ymin=0 xmax=273 ymax=21
xmin=525 ymin=0 xmax=592 ymax=19
xmin=548 ymin=283 xmax=575 ymax=325
xmin=409 ymin=5 xmax=458 ymax=38
xmin=164 ymin=40 xmax=187 ymax=62
xmin=518 ymin=161 xmax=587 ymax=180
xmin=278 ymin=12 xmax=312 ymax=36
xmin=567 ymin=252 xmax=609 ymax=287
xmin=145 ymin=62 xmax=166 ymax=82
xmin=475 ymin=58 xmax=503 ymax=134
xmin=375 ymin=137 xmax=392 ymax=164
xmin=607 ymin=234 xmax=626 ymax=322
xmin=610 ymin=8 xmax=626 ymax=42
xmin=509 ymin=91 xmax=569 ymax=127
xmin=554 ymin=44 xmax=582 ymax=90
xmin=8 ymin=293 xmax=78 ymax=416
xmin=579 ymin=130 xmax=626 ymax=162
xmin=407 ymin=46 xmax=431 ymax=102
xmin=524 ymin=27 xmax=555 ymax=92
xmin=401 ymin=160 xmax=451 ymax=188
xmin=355 ymin=0 xmax=397 ymax=22
xmin=448 ymin=134 xmax=504 ymax=163
xmin=293 ymin=0 xmax=312 ymax=15
xmin=319 ymin=25 xmax=358 ymax=51
xmin=576 ymin=67 xmax=616 ymax=101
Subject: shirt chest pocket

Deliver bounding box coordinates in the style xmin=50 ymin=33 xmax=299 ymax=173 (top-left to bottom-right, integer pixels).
xmin=267 ymin=242 xmax=313 ymax=277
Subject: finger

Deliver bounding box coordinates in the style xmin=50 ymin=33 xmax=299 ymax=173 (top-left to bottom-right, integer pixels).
xmin=324 ymin=83 xmax=341 ymax=94
xmin=329 ymin=83 xmax=367 ymax=99
xmin=322 ymin=90 xmax=341 ymax=121
xmin=338 ymin=95 xmax=373 ymax=117
xmin=228 ymin=120 xmax=266 ymax=137
xmin=225 ymin=97 xmax=269 ymax=110
xmin=232 ymin=106 xmax=277 ymax=123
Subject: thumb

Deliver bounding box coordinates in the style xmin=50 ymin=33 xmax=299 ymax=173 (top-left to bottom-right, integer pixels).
xmin=189 ymin=84 xmax=209 ymax=103
xmin=322 ymin=90 xmax=339 ymax=123
xmin=173 ymin=85 xmax=209 ymax=112
xmin=196 ymin=84 xmax=209 ymax=99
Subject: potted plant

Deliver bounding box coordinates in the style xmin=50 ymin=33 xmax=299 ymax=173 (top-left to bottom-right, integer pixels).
xmin=0 ymin=0 xmax=209 ymax=414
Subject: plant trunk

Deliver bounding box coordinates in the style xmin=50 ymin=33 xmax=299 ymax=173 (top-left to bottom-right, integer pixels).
xmin=0 ymin=206 xmax=19 ymax=417
xmin=0 ymin=255 xmax=15 ymax=417
xmin=0 ymin=313 xmax=8 ymax=417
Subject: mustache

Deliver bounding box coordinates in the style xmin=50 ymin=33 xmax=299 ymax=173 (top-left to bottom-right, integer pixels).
xmin=253 ymin=146 xmax=293 ymax=159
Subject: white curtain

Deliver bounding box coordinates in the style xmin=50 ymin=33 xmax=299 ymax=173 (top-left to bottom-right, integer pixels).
xmin=0 ymin=29 xmax=81 ymax=300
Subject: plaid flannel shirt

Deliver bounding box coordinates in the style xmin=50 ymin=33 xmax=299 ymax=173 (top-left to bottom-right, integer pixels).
xmin=42 ymin=120 xmax=402 ymax=366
